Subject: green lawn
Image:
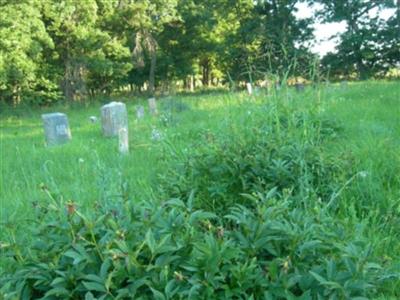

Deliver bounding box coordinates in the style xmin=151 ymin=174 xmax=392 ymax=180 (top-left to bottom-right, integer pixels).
xmin=1 ymin=81 xmax=399 ymax=298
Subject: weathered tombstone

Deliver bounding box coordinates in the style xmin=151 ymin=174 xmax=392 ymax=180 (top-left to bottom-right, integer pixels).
xmin=295 ymin=83 xmax=305 ymax=92
xmin=118 ymin=127 xmax=129 ymax=154
xmin=148 ymin=98 xmax=158 ymax=115
xmin=136 ymin=105 xmax=145 ymax=119
xmin=42 ymin=113 xmax=72 ymax=146
xmin=246 ymin=82 xmax=253 ymax=95
xmin=100 ymin=102 xmax=128 ymax=137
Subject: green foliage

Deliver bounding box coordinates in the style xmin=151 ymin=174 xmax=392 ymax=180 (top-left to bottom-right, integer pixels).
xmin=1 ymin=188 xmax=397 ymax=299
xmin=0 ymin=0 xmax=57 ymax=104
xmin=316 ymin=0 xmax=400 ymax=79
xmin=1 ymin=0 xmax=399 ymax=105
xmin=1 ymin=84 xmax=399 ymax=298
xmin=160 ymin=106 xmax=345 ymax=213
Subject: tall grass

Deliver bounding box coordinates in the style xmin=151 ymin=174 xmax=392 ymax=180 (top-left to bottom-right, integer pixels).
xmin=0 ymin=81 xmax=399 ymax=298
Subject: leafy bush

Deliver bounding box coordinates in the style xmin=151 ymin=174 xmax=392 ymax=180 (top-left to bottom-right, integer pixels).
xmin=1 ymin=191 xmax=397 ymax=299
xmin=159 ymin=109 xmax=347 ymax=213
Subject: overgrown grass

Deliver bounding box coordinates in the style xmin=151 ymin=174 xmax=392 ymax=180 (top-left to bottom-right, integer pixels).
xmin=0 ymin=81 xmax=399 ymax=298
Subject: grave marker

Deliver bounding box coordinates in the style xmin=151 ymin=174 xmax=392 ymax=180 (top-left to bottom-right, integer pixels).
xmin=148 ymin=98 xmax=158 ymax=115
xmin=100 ymin=102 xmax=128 ymax=137
xmin=246 ymin=82 xmax=253 ymax=95
xmin=136 ymin=105 xmax=145 ymax=119
xmin=295 ymin=83 xmax=305 ymax=92
xmin=42 ymin=113 xmax=71 ymax=146
xmin=118 ymin=127 xmax=129 ymax=154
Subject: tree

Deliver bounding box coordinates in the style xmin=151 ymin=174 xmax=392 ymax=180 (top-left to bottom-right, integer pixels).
xmin=0 ymin=0 xmax=54 ymax=105
xmin=112 ymin=0 xmax=179 ymax=96
xmin=315 ymin=0 xmax=396 ymax=79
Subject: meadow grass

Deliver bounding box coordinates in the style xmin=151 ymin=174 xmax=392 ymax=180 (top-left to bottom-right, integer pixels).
xmin=0 ymin=81 xmax=399 ymax=297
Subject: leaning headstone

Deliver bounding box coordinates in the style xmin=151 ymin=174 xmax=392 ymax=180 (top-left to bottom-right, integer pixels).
xmin=100 ymin=102 xmax=128 ymax=137
xmin=42 ymin=113 xmax=72 ymax=146
xmin=118 ymin=127 xmax=129 ymax=154
xmin=148 ymin=98 xmax=158 ymax=115
xmin=136 ymin=105 xmax=145 ymax=119
xmin=246 ymin=82 xmax=253 ymax=95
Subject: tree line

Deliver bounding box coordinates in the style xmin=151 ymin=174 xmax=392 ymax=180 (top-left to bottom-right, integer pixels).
xmin=0 ymin=0 xmax=399 ymax=105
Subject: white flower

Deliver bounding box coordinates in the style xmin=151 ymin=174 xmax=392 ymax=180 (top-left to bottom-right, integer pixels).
xmin=358 ymin=171 xmax=368 ymax=178
xmin=89 ymin=116 xmax=98 ymax=123
xmin=151 ymin=128 xmax=163 ymax=141
xmin=78 ymin=158 xmax=85 ymax=163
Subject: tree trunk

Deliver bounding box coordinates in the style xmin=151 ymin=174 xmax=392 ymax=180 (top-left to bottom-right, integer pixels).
xmin=190 ymin=75 xmax=194 ymax=92
xmin=201 ymin=58 xmax=210 ymax=87
xmin=149 ymin=49 xmax=157 ymax=97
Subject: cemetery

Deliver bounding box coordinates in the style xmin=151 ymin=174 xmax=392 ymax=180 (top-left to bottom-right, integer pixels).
xmin=0 ymin=0 xmax=399 ymax=298
xmin=1 ymin=82 xmax=400 ymax=298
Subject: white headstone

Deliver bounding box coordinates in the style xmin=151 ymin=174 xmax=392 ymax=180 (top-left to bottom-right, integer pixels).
xmin=136 ymin=105 xmax=145 ymax=119
xmin=148 ymin=98 xmax=158 ymax=115
xmin=118 ymin=127 xmax=129 ymax=154
xmin=246 ymin=82 xmax=253 ymax=95
xmin=42 ymin=113 xmax=71 ymax=146
xmin=100 ymin=102 xmax=128 ymax=137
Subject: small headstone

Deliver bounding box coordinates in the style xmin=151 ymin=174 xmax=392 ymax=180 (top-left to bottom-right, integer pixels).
xmin=118 ymin=127 xmax=129 ymax=154
xmin=136 ymin=105 xmax=145 ymax=119
xmin=100 ymin=102 xmax=128 ymax=137
xmin=148 ymin=98 xmax=158 ymax=115
xmin=246 ymin=82 xmax=253 ymax=95
xmin=89 ymin=116 xmax=98 ymax=123
xmin=42 ymin=113 xmax=71 ymax=146
xmin=295 ymin=83 xmax=305 ymax=92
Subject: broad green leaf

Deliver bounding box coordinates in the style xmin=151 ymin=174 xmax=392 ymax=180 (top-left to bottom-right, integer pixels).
xmin=82 ymin=281 xmax=107 ymax=293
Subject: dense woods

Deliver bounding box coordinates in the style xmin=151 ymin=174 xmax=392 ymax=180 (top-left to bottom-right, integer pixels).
xmin=0 ymin=0 xmax=399 ymax=105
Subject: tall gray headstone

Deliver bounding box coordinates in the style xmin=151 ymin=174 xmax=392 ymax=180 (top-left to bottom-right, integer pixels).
xmin=100 ymin=102 xmax=128 ymax=137
xmin=148 ymin=98 xmax=158 ymax=115
xmin=42 ymin=113 xmax=71 ymax=146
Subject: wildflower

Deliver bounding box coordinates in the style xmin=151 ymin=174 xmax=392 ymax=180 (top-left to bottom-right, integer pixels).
xmin=78 ymin=158 xmax=85 ymax=164
xmin=358 ymin=171 xmax=368 ymax=178
xmin=151 ymin=128 xmax=162 ymax=141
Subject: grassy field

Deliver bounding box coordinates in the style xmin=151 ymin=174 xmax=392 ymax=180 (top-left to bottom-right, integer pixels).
xmin=1 ymin=81 xmax=399 ymax=298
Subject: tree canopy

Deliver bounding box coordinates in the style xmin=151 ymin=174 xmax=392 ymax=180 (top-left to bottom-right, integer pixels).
xmin=0 ymin=0 xmax=399 ymax=105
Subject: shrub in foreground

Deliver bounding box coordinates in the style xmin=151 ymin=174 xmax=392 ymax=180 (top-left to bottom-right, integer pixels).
xmin=1 ymin=193 xmax=397 ymax=299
